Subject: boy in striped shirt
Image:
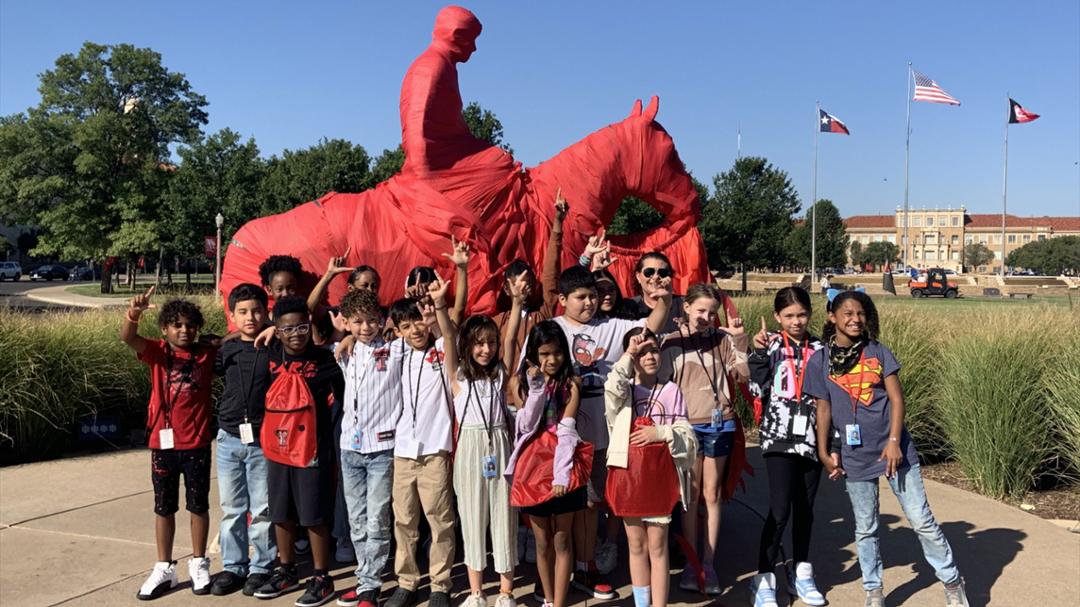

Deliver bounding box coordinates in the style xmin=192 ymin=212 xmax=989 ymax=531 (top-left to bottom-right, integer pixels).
xmin=335 ymin=289 xmax=405 ymax=607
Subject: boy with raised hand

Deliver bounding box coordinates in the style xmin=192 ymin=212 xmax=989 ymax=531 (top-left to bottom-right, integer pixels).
xmin=211 ymin=283 xmax=276 ymax=596
xmin=541 ymin=265 xmax=671 ymax=600
xmin=121 ymin=286 xmax=217 ymax=600
xmin=334 ymin=288 xmax=405 ymax=607
xmin=253 ymin=296 xmax=345 ymax=607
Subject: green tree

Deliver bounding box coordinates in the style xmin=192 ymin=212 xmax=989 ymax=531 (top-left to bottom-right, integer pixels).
xmin=861 ymin=241 xmax=900 ymax=270
xmin=369 ymin=146 xmax=406 ymax=185
xmin=963 ymin=243 xmax=995 ymax=270
xmin=258 ymin=138 xmax=371 ymax=215
xmin=699 ymin=157 xmax=800 ymax=284
xmin=462 ymin=101 xmax=512 ymax=154
xmin=1006 ymin=236 xmax=1080 ymax=275
xmin=162 ymin=129 xmax=265 ymax=281
xmin=0 ymin=42 xmax=207 ymax=292
xmin=849 ymin=241 xmax=864 ymax=267
xmin=786 ymin=199 xmax=849 ymax=270
xmin=608 ymin=178 xmax=709 ymax=237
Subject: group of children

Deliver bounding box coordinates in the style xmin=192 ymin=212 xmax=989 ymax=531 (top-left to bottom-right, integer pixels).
xmin=124 ymin=194 xmax=969 ymax=607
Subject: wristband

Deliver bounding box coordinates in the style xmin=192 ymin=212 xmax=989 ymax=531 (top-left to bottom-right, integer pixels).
xmin=578 ymin=254 xmax=591 ymax=267
xmin=888 ymin=436 xmax=899 ymax=442
xmin=433 ymin=305 xmax=448 ymax=311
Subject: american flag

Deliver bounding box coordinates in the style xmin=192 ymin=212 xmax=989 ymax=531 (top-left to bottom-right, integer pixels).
xmin=912 ymin=70 xmax=960 ymax=105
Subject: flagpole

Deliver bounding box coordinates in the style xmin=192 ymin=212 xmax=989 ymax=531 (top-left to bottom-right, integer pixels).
xmin=1000 ymin=95 xmax=1009 ymax=276
xmin=903 ymin=62 xmax=912 ymax=271
xmin=737 ymin=122 xmax=742 ymax=159
xmin=811 ymin=102 xmax=819 ymax=282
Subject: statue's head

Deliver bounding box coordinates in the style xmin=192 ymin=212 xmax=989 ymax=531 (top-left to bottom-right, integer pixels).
xmin=432 ymin=6 xmax=482 ymax=63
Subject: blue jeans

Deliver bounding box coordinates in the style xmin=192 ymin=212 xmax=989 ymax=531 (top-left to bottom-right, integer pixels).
xmin=215 ymin=429 xmax=275 ymax=576
xmin=341 ymin=449 xmax=395 ymax=591
xmin=845 ymin=463 xmax=960 ymax=591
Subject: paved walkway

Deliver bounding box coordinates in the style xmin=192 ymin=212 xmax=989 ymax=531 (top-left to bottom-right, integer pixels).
xmin=2 ymin=447 xmax=1077 ymax=607
xmin=24 ymin=283 xmax=126 ymax=308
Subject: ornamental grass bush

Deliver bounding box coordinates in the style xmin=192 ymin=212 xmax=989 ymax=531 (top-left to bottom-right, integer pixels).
xmin=0 ymin=295 xmax=224 ymax=463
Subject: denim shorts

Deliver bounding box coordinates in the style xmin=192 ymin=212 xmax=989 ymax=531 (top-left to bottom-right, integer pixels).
xmin=693 ymin=422 xmax=735 ymax=458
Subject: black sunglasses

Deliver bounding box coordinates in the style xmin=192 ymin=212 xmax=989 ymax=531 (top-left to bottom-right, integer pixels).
xmin=642 ymin=267 xmax=672 ymax=279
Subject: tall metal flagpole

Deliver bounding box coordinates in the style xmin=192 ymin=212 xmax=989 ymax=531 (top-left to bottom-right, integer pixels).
xmin=1000 ymin=95 xmax=1009 ymax=276
xmin=903 ymin=62 xmax=913 ymax=270
xmin=737 ymin=122 xmax=742 ymax=159
xmin=811 ymin=102 xmax=819 ymax=281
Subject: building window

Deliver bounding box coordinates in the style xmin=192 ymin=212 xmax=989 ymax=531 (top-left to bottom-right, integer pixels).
xmin=951 ymin=235 xmax=959 ymax=245
xmin=925 ymin=234 xmax=936 ymax=244
xmin=951 ymin=251 xmax=959 ymax=260
xmin=861 ymin=236 xmax=869 ymax=244
xmin=926 ymin=250 xmax=936 ymax=261
xmin=887 ymin=235 xmax=896 ymax=244
xmin=1038 ymin=235 xmax=1046 ymax=241
xmin=965 ymin=236 xmax=973 ymax=245
xmin=1023 ymin=235 xmax=1031 ymax=243
xmin=993 ymin=235 xmax=1001 ymax=244
xmin=979 ymin=237 xmax=988 ymax=245
xmin=914 ymin=250 xmax=921 ymax=260
xmin=926 ymin=216 xmax=934 ymax=226
xmin=938 ymin=215 xmax=945 ymax=225
xmin=1008 ymin=234 xmax=1016 ymax=243
xmin=952 ymin=216 xmax=959 ymax=226
xmin=913 ymin=217 xmax=921 ymax=227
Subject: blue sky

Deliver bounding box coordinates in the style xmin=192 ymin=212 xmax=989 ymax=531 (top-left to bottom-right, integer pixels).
xmin=2 ymin=1 xmax=1078 ymax=218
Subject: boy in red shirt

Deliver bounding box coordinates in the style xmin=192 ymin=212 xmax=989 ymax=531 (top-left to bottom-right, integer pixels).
xmin=121 ymin=286 xmax=217 ymax=600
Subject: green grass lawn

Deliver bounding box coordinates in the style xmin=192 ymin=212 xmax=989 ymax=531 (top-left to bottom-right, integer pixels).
xmin=67 ymin=281 xmax=217 ymax=298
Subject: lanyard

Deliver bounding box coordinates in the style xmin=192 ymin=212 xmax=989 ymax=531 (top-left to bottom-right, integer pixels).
xmin=405 ymin=346 xmax=425 ymax=432
xmin=238 ymin=345 xmax=262 ymax=424
xmin=350 ymin=340 xmax=381 ymax=431
xmin=465 ymin=379 xmax=499 ymax=451
xmin=782 ymin=332 xmax=810 ymax=404
xmin=637 ymin=381 xmax=664 ymax=422
xmin=683 ymin=327 xmax=726 ymax=407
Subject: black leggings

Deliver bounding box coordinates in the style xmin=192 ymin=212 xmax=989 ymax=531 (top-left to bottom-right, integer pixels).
xmin=757 ymin=453 xmax=822 ymax=573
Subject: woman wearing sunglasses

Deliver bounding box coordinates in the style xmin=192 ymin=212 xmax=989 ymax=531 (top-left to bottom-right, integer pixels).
xmin=629 ymin=253 xmax=684 ymax=335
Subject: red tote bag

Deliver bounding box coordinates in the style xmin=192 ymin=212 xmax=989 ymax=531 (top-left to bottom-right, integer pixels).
xmin=605 ymin=417 xmax=680 ymax=518
xmin=510 ymin=427 xmax=594 ymax=508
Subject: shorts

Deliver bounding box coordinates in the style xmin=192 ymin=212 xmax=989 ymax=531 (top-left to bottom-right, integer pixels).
xmin=641 ymin=514 xmax=672 ymax=526
xmin=521 ymin=486 xmax=588 ymax=518
xmin=151 ymin=446 xmax=211 ymax=516
xmin=693 ymin=423 xmax=734 ymax=458
xmin=267 ymin=458 xmax=334 ymax=527
xmin=586 ymin=448 xmax=608 ymax=505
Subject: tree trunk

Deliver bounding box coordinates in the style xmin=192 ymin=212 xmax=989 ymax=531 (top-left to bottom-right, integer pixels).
xmin=740 ymin=263 xmax=747 ymax=294
xmin=185 ymin=258 xmax=192 ymax=286
xmin=100 ymin=262 xmax=113 ymax=294
xmin=155 ymin=247 xmax=164 ymax=288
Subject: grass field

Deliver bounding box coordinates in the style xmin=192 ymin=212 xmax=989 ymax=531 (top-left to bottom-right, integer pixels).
xmin=67 ymin=280 xmax=217 ymax=298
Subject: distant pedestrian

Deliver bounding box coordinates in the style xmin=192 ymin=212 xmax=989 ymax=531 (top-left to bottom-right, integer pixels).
xmin=819 ymin=275 xmax=831 ymax=295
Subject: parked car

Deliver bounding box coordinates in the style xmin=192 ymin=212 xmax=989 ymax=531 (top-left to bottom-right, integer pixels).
xmin=29 ymin=264 xmax=70 ymax=281
xmin=68 ymin=266 xmax=101 ymax=281
xmin=0 ymin=261 xmax=21 ymax=281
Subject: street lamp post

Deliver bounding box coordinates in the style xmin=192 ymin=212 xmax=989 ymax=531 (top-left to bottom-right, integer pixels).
xmin=215 ymin=212 xmax=224 ymax=295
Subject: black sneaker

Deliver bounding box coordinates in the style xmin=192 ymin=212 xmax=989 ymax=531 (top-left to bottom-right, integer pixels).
xmin=244 ymin=573 xmax=271 ymax=597
xmin=337 ymin=587 xmax=380 ymax=607
xmin=428 ymin=591 xmax=451 ymax=607
xmin=253 ymin=565 xmax=301 ymax=599
xmin=294 ymin=575 xmax=335 ymax=607
xmin=211 ymin=570 xmax=246 ymax=596
xmin=385 ymin=587 xmax=417 ymax=607
xmin=571 ymin=569 xmax=617 ymax=600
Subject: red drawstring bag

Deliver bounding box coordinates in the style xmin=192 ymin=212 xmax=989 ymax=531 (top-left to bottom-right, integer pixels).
xmin=510 ymin=427 xmax=593 ymax=508
xmin=605 ymin=417 xmax=680 ymax=518
xmin=261 ymin=368 xmax=318 ymax=468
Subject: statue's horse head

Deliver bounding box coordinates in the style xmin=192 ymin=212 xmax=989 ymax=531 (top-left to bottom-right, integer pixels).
xmin=525 ymin=95 xmax=708 ymax=297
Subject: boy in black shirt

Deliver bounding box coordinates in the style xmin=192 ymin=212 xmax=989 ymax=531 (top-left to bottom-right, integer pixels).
xmin=212 ymin=284 xmax=276 ymax=596
xmin=253 ymin=296 xmax=345 ymax=607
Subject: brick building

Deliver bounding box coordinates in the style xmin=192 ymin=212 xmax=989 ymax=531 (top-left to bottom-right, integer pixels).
xmin=843 ymin=207 xmax=1080 ymax=273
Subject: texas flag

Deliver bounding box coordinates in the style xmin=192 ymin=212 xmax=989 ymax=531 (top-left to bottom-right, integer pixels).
xmin=819 ymin=109 xmax=850 ymax=135
xmin=1008 ymin=98 xmax=1040 ymax=124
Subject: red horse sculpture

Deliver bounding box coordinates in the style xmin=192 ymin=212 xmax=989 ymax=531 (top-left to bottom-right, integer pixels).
xmin=221 ymin=6 xmax=708 ymax=316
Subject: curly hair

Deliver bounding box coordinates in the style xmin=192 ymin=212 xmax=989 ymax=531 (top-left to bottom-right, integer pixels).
xmin=822 ymin=290 xmax=879 ymax=342
xmin=258 ymin=255 xmax=303 ymax=287
xmin=339 ymin=288 xmax=382 ymax=320
xmin=271 ymin=296 xmax=310 ymax=323
xmin=158 ymin=299 xmax=205 ymax=329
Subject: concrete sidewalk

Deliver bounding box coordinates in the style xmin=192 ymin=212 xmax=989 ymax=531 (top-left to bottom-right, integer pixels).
xmin=2 ymin=448 xmax=1077 ymax=607
xmin=24 ymin=283 xmax=127 ymax=308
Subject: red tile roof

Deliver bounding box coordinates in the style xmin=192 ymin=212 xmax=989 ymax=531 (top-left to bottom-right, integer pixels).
xmin=843 ymin=215 xmax=894 ymax=229
xmin=843 ymin=213 xmax=1080 ymax=232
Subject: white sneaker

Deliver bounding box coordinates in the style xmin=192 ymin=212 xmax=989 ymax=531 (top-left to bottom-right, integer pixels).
xmin=494 ymin=593 xmax=518 ymax=607
xmin=188 ymin=557 xmax=211 ymax=595
xmin=460 ymin=592 xmax=487 ymax=607
xmin=137 ymin=561 xmax=178 ymax=600
xmin=750 ymin=573 xmax=779 ymax=607
xmin=595 ymin=540 xmax=617 ymax=575
xmin=786 ymin=562 xmax=825 ymax=606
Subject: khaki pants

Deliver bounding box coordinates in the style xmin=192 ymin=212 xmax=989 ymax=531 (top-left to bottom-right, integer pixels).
xmin=392 ymin=453 xmax=456 ymax=592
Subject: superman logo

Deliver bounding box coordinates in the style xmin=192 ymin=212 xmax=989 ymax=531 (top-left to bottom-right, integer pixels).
xmin=829 ymin=357 xmax=882 ymax=405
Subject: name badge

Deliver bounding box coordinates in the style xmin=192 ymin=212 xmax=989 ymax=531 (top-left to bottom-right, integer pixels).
xmin=482 ymin=455 xmax=498 ymax=479
xmin=159 ymin=428 xmax=175 ymax=450
xmin=402 ymin=438 xmax=422 ymax=459
xmin=711 ymin=408 xmax=723 ymax=429
xmin=376 ymin=430 xmax=395 ymax=442
xmin=845 ymin=424 xmax=862 ymax=446
xmin=350 ymin=430 xmax=364 ymax=451
xmin=239 ymin=423 xmax=255 ymax=445
xmin=791 ymin=414 xmax=808 ymax=437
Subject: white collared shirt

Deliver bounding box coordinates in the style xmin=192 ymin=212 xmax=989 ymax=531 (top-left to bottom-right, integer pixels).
xmin=337 ymin=337 xmax=405 ymax=454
